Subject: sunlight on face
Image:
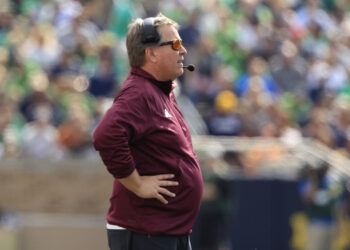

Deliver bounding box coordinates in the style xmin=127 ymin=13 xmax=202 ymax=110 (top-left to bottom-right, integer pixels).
xmin=156 ymin=25 xmax=187 ymax=81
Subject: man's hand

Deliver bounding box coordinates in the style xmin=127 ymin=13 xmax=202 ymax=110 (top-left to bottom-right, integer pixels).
xmin=118 ymin=170 xmax=179 ymax=204
xmin=136 ymin=174 xmax=179 ymax=204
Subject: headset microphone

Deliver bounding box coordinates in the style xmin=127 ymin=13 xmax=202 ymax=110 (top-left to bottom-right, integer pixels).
xmin=183 ymin=64 xmax=195 ymax=72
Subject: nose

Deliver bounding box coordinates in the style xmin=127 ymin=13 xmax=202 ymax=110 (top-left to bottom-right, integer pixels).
xmin=180 ymin=45 xmax=187 ymax=55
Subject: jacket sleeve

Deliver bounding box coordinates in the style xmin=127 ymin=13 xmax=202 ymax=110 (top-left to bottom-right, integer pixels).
xmin=93 ymin=88 xmax=151 ymax=179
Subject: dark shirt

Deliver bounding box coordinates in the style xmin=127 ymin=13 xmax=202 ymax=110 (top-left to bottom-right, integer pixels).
xmin=93 ymin=67 xmax=203 ymax=235
xmin=89 ymin=72 xmax=117 ymax=97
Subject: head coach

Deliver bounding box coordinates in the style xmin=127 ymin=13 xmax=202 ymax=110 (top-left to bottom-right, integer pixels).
xmin=93 ymin=13 xmax=203 ymax=250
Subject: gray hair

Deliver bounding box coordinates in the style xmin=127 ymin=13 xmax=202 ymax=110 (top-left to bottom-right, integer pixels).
xmin=126 ymin=13 xmax=179 ymax=68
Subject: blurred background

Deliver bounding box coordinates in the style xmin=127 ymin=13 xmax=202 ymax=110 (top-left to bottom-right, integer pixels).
xmin=1 ymin=0 xmax=350 ymax=249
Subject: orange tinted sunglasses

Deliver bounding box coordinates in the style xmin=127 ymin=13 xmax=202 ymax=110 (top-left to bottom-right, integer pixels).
xmin=159 ymin=39 xmax=182 ymax=51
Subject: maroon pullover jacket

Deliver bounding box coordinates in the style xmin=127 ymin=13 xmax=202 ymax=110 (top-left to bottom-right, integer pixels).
xmin=93 ymin=67 xmax=203 ymax=235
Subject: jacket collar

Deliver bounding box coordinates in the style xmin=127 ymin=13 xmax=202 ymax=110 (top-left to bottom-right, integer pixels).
xmin=131 ymin=67 xmax=172 ymax=96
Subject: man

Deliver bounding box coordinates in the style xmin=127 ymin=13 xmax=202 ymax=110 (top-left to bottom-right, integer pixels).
xmin=93 ymin=13 xmax=203 ymax=250
xmin=299 ymin=162 xmax=342 ymax=250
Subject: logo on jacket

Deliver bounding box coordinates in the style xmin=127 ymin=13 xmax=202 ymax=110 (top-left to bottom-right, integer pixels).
xmin=164 ymin=109 xmax=172 ymax=118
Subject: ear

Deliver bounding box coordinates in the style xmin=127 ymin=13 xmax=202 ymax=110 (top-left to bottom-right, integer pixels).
xmin=145 ymin=47 xmax=158 ymax=63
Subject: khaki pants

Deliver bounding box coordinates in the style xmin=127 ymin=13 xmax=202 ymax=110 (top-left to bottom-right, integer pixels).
xmin=306 ymin=222 xmax=335 ymax=250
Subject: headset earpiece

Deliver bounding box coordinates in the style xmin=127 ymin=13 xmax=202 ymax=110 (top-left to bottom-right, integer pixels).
xmin=141 ymin=18 xmax=160 ymax=44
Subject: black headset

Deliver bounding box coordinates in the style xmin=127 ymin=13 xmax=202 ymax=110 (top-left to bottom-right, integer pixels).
xmin=141 ymin=18 xmax=160 ymax=44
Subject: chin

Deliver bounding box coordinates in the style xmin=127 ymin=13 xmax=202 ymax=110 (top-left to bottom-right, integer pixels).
xmin=175 ymin=70 xmax=183 ymax=79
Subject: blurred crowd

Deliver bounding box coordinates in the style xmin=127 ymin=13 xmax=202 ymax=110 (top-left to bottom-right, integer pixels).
xmin=1 ymin=0 xmax=350 ymax=160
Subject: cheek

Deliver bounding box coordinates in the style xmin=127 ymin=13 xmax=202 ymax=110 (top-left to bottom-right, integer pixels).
xmin=159 ymin=51 xmax=179 ymax=70
xmin=163 ymin=54 xmax=177 ymax=66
